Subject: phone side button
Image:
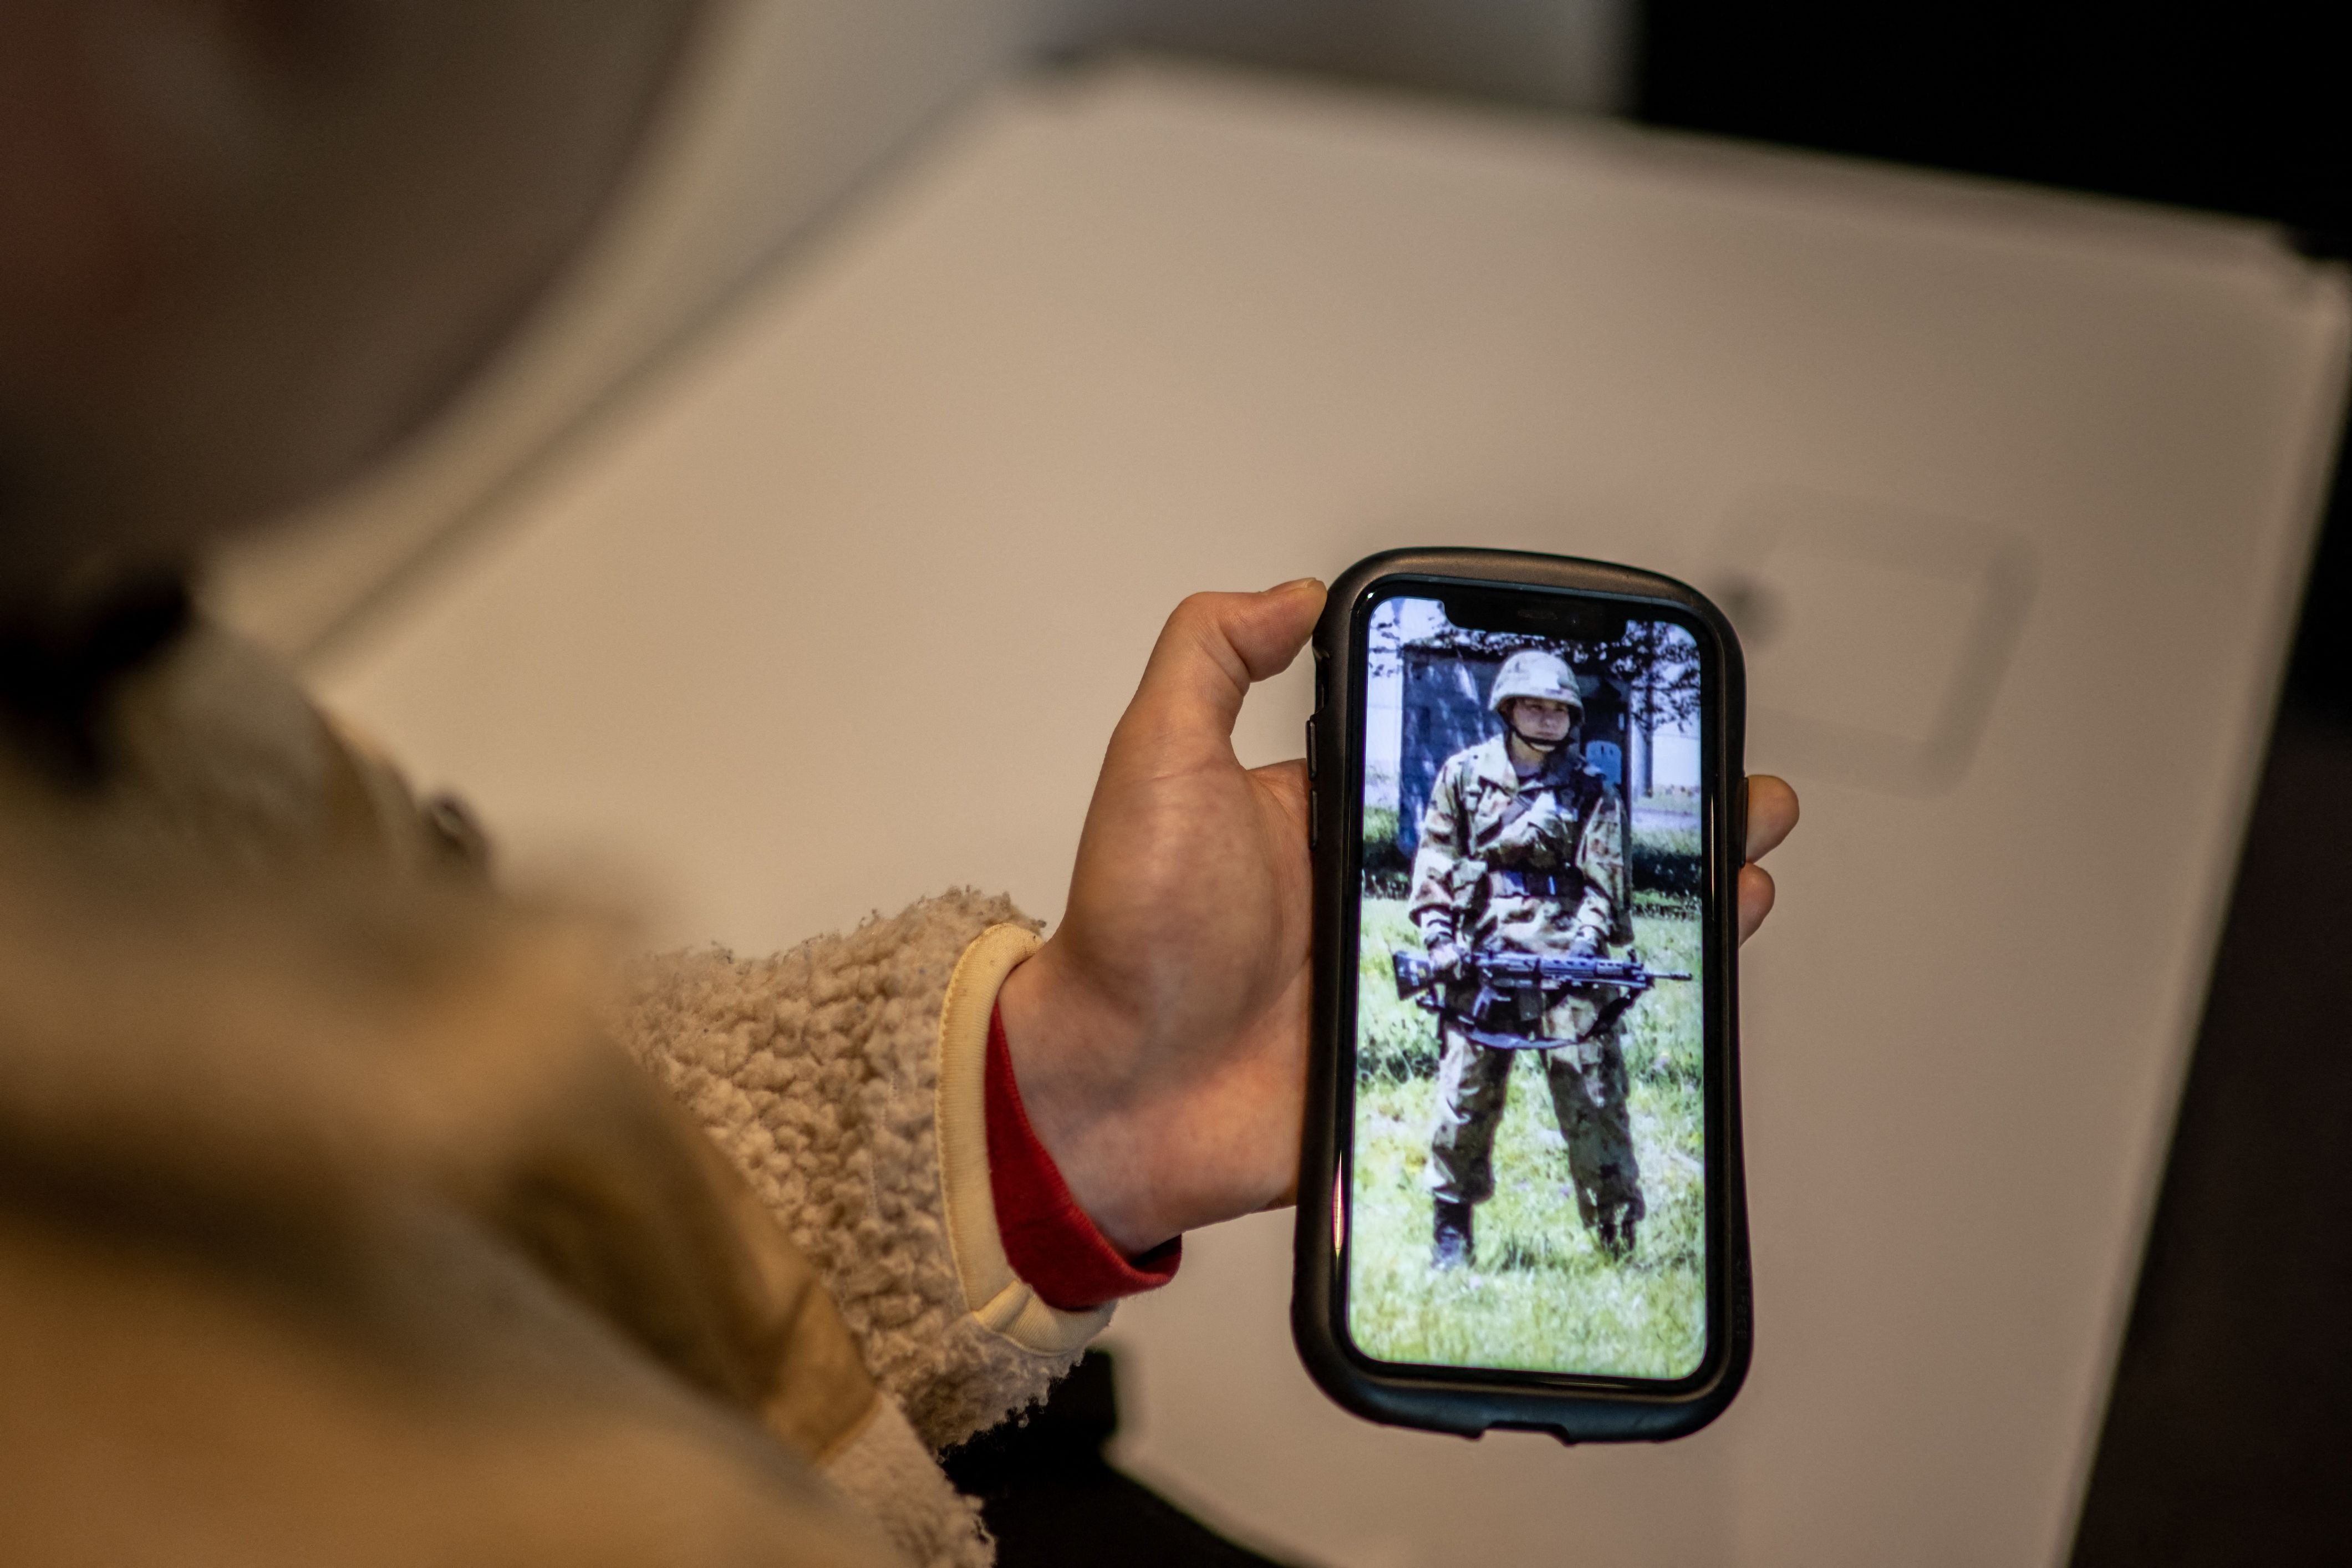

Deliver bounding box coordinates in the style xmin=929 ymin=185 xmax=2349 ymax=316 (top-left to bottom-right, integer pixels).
xmin=1308 ymin=789 xmax=1320 ymax=849
xmin=1305 ymin=716 xmax=1318 ymax=778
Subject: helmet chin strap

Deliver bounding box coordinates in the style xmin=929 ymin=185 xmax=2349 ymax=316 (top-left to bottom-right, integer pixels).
xmin=1508 ymin=719 xmax=1566 ymax=753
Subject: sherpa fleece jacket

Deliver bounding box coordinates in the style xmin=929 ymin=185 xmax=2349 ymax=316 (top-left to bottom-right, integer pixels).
xmin=0 ymin=620 xmax=1109 ymax=1568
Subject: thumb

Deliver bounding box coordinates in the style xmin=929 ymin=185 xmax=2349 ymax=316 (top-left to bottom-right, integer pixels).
xmin=1113 ymin=581 xmax=1325 ymax=766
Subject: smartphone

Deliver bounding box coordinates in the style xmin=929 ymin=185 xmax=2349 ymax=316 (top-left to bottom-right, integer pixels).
xmin=1293 ymin=548 xmax=1750 ymax=1443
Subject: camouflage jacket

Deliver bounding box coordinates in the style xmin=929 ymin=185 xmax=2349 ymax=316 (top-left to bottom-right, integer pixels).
xmin=1407 ymin=735 xmax=1630 ymax=1037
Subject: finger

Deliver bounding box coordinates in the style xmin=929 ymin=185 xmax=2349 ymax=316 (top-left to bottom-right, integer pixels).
xmin=1737 ymin=863 xmax=1776 ymax=944
xmin=1223 ymin=579 xmax=1326 ymax=681
xmin=1744 ymin=776 xmax=1799 ymax=863
xmin=1117 ymin=581 xmax=1326 ymax=760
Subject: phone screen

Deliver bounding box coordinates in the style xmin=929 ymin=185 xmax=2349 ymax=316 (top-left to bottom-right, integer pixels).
xmin=1343 ymin=589 xmax=1714 ymax=1382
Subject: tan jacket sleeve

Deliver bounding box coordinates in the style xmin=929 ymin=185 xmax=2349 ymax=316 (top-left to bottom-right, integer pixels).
xmin=614 ymin=892 xmax=1104 ymax=1455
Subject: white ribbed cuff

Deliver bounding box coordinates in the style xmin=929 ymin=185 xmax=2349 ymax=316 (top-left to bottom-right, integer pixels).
xmin=933 ymin=923 xmax=1113 ymax=1355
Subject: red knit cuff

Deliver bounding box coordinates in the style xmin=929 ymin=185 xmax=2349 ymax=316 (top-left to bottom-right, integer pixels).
xmin=984 ymin=1000 xmax=1180 ymax=1311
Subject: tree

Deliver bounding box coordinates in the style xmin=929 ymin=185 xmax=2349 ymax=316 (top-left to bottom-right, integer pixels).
xmin=1377 ymin=609 xmax=1700 ymax=802
xmin=1597 ymin=622 xmax=1701 ymax=800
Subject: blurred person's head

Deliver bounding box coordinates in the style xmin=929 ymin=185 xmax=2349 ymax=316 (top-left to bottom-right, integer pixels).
xmin=0 ymin=0 xmax=707 ymax=626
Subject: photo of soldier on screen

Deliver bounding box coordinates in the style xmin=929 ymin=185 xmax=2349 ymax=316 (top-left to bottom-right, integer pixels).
xmin=1411 ymin=645 xmax=1645 ymax=1269
xmin=1349 ymin=597 xmax=1707 ymax=1380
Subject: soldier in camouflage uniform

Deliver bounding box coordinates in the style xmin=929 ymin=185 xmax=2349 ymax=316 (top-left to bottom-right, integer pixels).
xmin=1409 ymin=649 xmax=1641 ymax=1270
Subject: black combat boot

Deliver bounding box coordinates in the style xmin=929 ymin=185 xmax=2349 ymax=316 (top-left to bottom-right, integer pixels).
xmin=1432 ymin=1200 xmax=1474 ymax=1271
xmin=1597 ymin=1208 xmax=1638 ymax=1264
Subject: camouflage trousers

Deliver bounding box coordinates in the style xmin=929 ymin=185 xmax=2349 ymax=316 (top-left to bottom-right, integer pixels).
xmin=1424 ymin=1017 xmax=1644 ymax=1231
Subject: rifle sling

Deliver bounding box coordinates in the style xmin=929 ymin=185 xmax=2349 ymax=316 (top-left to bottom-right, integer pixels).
xmin=1446 ymin=995 xmax=1637 ymax=1053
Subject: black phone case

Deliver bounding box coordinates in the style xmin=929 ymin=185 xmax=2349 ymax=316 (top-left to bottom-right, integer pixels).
xmin=1292 ymin=547 xmax=1752 ymax=1444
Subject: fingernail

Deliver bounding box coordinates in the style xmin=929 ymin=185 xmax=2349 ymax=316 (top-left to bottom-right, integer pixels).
xmin=1267 ymin=576 xmax=1325 ymax=594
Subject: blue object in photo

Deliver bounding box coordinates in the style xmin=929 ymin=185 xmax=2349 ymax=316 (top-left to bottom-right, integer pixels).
xmin=1584 ymin=740 xmax=1623 ymax=787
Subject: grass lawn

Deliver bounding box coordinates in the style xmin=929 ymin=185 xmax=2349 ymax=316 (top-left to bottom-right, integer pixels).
xmin=1345 ymin=887 xmax=1708 ymax=1379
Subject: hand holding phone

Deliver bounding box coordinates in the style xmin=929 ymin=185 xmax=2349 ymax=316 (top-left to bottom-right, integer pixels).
xmin=996 ymin=567 xmax=1792 ymax=1411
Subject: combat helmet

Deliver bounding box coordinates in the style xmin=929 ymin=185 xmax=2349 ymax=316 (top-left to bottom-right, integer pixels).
xmin=1487 ymin=649 xmax=1584 ymax=716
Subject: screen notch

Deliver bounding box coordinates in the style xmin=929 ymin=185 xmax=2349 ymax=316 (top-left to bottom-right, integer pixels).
xmin=1438 ymin=586 xmax=1630 ymax=644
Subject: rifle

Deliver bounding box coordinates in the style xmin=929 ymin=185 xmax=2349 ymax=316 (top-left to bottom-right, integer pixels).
xmin=1392 ymin=948 xmax=1692 ymax=1043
